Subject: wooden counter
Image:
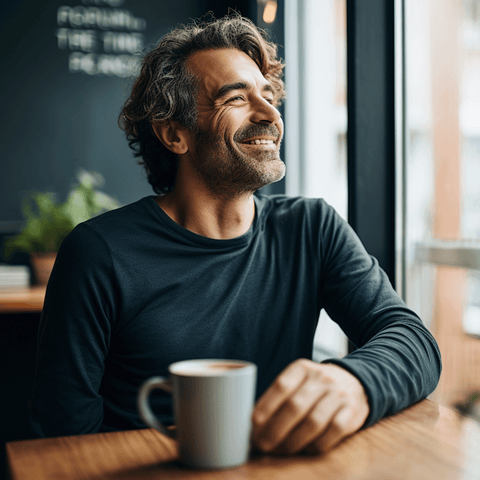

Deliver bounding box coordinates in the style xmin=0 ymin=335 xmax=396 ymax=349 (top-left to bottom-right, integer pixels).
xmin=0 ymin=287 xmax=45 ymax=313
xmin=6 ymin=399 xmax=480 ymax=480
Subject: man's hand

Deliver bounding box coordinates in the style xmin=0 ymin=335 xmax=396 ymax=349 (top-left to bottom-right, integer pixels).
xmin=252 ymin=359 xmax=370 ymax=454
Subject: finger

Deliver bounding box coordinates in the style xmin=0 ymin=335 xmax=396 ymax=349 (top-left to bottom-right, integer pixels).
xmin=252 ymin=360 xmax=309 ymax=430
xmin=309 ymin=406 xmax=359 ymax=453
xmin=253 ymin=370 xmax=328 ymax=452
xmin=281 ymin=391 xmax=344 ymax=454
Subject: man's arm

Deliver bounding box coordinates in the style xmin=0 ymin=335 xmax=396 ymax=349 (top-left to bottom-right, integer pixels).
xmin=30 ymin=224 xmax=116 ymax=437
xmin=252 ymin=202 xmax=441 ymax=453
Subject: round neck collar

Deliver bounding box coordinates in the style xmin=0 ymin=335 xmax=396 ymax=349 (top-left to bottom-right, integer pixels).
xmin=145 ymin=195 xmax=261 ymax=248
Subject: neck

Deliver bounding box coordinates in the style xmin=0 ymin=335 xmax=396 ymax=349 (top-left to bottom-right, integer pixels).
xmin=155 ymin=185 xmax=256 ymax=240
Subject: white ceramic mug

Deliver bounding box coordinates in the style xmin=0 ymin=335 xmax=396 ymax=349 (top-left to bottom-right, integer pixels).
xmin=137 ymin=359 xmax=257 ymax=469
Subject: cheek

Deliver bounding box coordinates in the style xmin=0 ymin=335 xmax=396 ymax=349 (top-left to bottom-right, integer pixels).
xmin=201 ymin=108 xmax=242 ymax=139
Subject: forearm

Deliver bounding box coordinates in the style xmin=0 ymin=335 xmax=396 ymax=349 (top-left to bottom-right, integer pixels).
xmin=322 ymin=319 xmax=442 ymax=428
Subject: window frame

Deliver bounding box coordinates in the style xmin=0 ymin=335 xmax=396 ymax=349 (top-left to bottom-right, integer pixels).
xmin=346 ymin=0 xmax=399 ymax=290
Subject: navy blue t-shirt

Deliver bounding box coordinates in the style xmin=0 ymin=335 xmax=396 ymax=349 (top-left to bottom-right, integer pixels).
xmin=30 ymin=194 xmax=441 ymax=437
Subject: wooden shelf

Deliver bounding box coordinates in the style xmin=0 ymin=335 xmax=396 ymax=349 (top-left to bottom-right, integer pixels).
xmin=0 ymin=286 xmax=46 ymax=313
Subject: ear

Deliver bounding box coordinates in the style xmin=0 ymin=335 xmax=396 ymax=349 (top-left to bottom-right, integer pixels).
xmin=152 ymin=120 xmax=190 ymax=155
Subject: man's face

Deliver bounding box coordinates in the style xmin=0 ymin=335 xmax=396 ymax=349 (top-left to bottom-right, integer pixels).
xmin=184 ymin=48 xmax=285 ymax=197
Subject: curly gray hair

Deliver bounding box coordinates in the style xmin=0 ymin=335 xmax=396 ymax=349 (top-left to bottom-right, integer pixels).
xmin=119 ymin=14 xmax=285 ymax=194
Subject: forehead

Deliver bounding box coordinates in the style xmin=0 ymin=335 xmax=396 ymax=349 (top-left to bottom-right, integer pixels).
xmin=185 ymin=48 xmax=268 ymax=98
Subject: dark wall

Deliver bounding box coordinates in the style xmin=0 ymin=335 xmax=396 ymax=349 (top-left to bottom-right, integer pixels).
xmin=0 ymin=0 xmax=259 ymax=224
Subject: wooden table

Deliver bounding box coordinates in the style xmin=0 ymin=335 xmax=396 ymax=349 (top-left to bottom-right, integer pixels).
xmin=0 ymin=287 xmax=45 ymax=313
xmin=6 ymin=399 xmax=480 ymax=479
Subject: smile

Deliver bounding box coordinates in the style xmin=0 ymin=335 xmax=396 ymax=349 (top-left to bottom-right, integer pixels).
xmin=237 ymin=139 xmax=278 ymax=153
xmin=243 ymin=139 xmax=275 ymax=145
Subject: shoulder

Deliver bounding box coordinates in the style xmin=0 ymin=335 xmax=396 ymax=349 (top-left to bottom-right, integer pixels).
xmin=57 ymin=196 xmax=156 ymax=260
xmin=255 ymin=193 xmax=339 ymax=228
xmin=255 ymin=193 xmax=363 ymax=257
xmin=61 ymin=196 xmax=160 ymax=251
xmin=83 ymin=196 xmax=157 ymax=234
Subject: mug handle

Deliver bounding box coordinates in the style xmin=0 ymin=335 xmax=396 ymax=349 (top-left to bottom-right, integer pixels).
xmin=137 ymin=376 xmax=174 ymax=438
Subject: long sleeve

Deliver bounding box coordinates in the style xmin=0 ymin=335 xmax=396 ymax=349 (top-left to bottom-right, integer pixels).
xmin=318 ymin=204 xmax=442 ymax=428
xmin=30 ymin=224 xmax=117 ymax=437
xmin=28 ymin=195 xmax=442 ymax=436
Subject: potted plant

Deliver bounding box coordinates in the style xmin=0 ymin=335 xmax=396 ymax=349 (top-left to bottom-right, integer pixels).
xmin=4 ymin=170 xmax=121 ymax=285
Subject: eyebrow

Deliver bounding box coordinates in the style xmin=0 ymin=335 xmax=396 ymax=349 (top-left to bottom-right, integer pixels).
xmin=213 ymin=81 xmax=275 ymax=101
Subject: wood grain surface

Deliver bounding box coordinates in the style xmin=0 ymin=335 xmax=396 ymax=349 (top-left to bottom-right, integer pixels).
xmin=0 ymin=287 xmax=45 ymax=313
xmin=6 ymin=399 xmax=480 ymax=479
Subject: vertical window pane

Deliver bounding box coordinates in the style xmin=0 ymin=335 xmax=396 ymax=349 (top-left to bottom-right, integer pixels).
xmin=405 ymin=0 xmax=480 ymax=410
xmin=284 ymin=0 xmax=347 ymax=360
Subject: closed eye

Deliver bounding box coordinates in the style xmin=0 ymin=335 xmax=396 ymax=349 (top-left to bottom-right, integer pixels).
xmin=225 ymin=96 xmax=245 ymax=103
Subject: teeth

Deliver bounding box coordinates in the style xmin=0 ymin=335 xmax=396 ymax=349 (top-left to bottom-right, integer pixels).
xmin=246 ymin=139 xmax=274 ymax=145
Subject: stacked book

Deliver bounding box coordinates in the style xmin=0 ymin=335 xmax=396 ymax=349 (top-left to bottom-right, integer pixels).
xmin=0 ymin=264 xmax=30 ymax=289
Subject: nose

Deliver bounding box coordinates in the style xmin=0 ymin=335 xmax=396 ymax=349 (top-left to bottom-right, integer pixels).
xmin=250 ymin=96 xmax=282 ymax=125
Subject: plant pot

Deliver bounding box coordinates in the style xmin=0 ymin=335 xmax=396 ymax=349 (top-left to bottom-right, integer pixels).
xmin=30 ymin=252 xmax=57 ymax=286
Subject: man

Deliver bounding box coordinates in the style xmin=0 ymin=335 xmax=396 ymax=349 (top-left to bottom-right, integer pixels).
xmin=30 ymin=15 xmax=441 ymax=455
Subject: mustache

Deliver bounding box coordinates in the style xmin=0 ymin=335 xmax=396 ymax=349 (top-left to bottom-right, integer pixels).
xmin=233 ymin=124 xmax=281 ymax=143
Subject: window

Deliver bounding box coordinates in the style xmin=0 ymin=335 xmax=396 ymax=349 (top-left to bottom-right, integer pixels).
xmin=404 ymin=0 xmax=480 ymax=408
xmin=284 ymin=0 xmax=348 ymax=360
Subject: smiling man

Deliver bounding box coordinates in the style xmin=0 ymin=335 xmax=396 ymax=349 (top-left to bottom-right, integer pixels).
xmin=151 ymin=47 xmax=286 ymax=237
xmin=30 ymin=15 xmax=441 ymax=455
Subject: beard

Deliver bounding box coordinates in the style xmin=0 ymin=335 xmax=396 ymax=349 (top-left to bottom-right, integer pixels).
xmin=190 ymin=124 xmax=285 ymax=198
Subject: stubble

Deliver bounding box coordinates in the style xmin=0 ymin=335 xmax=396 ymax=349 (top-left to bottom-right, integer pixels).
xmin=191 ymin=124 xmax=285 ymax=198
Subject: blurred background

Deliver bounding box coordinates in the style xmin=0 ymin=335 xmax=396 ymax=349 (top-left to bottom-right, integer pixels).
xmin=0 ymin=0 xmax=285 ymax=225
xmin=1 ymin=0 xmax=480 ymax=473
xmin=403 ymin=0 xmax=480 ymax=414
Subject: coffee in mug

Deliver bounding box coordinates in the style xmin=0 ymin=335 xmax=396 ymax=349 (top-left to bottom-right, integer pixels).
xmin=137 ymin=359 xmax=257 ymax=469
xmin=177 ymin=362 xmax=245 ymax=374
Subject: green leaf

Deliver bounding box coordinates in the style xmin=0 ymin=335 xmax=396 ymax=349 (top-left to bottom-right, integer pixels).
xmin=4 ymin=170 xmax=121 ymax=257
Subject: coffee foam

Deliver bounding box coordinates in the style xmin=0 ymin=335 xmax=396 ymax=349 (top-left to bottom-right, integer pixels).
xmin=171 ymin=361 xmax=248 ymax=376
